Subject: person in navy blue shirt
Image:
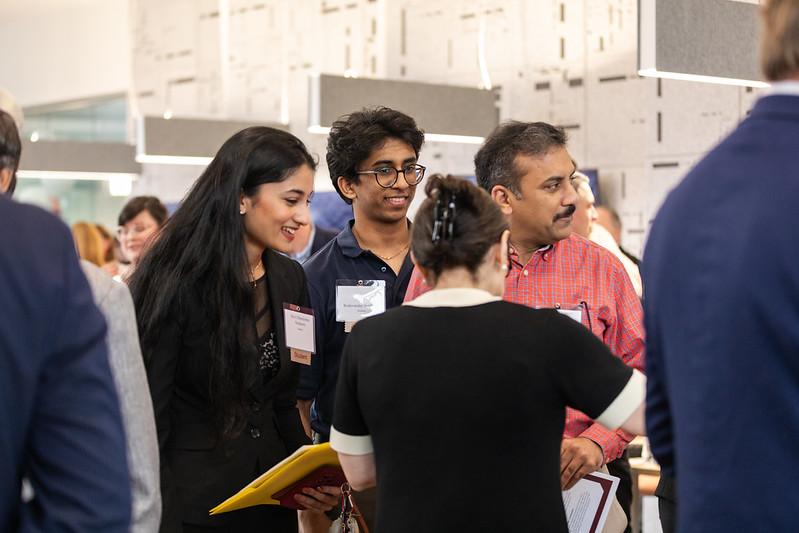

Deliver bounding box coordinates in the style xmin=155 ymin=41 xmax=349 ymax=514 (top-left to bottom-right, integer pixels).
xmin=643 ymin=2 xmax=799 ymax=531
xmin=298 ymin=107 xmax=425 ymax=442
xmin=298 ymin=107 xmax=425 ymax=527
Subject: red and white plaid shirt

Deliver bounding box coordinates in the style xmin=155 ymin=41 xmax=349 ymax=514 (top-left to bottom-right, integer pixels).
xmin=404 ymin=233 xmax=645 ymax=463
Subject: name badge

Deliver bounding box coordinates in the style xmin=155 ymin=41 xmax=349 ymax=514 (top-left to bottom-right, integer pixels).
xmin=283 ymin=303 xmax=315 ymax=365
xmin=336 ymin=280 xmax=386 ymax=331
xmin=557 ymin=308 xmax=583 ymax=323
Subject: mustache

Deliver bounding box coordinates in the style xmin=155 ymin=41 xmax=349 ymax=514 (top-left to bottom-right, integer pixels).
xmin=554 ymin=204 xmax=576 ymax=221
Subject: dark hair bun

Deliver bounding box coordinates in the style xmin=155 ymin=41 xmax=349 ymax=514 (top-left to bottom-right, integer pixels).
xmin=412 ymin=174 xmax=508 ymax=281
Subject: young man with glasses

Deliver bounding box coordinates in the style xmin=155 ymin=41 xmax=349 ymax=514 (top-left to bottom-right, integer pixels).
xmin=297 ymin=107 xmax=424 ymax=527
xmin=298 ymin=107 xmax=424 ymax=441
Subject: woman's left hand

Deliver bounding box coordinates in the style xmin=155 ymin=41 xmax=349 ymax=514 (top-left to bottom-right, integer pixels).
xmin=296 ymin=485 xmax=343 ymax=533
xmin=294 ymin=485 xmax=341 ymax=512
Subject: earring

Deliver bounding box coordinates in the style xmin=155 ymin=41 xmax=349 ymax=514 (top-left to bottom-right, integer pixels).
xmin=499 ymin=263 xmax=508 ymax=272
xmin=240 ymin=209 xmax=245 ymax=215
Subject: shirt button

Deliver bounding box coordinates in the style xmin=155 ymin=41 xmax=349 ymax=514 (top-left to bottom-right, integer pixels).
xmin=381 ymin=266 xmax=387 ymax=272
xmin=523 ymin=270 xmax=529 ymax=276
xmin=249 ymin=427 xmax=261 ymax=439
xmin=251 ymin=401 xmax=261 ymax=413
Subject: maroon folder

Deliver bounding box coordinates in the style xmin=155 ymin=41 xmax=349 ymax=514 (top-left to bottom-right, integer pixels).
xmin=271 ymin=465 xmax=347 ymax=510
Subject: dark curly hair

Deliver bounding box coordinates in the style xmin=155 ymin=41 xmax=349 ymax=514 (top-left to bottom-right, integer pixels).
xmin=411 ymin=174 xmax=508 ymax=282
xmin=0 ymin=110 xmax=21 ymax=196
xmin=474 ymin=121 xmax=567 ymax=197
xmin=326 ymin=106 xmax=425 ymax=204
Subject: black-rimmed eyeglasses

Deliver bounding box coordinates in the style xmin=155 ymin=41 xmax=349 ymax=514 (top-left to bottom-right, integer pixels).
xmin=355 ymin=164 xmax=426 ymax=189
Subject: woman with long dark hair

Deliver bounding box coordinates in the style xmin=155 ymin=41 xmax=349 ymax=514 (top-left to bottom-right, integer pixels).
xmin=130 ymin=127 xmax=339 ymax=532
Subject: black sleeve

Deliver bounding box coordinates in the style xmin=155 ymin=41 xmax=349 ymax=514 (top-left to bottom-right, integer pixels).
xmin=546 ymin=311 xmax=637 ymax=422
xmin=330 ymin=325 xmax=371 ymax=454
xmin=274 ymin=263 xmax=312 ymax=452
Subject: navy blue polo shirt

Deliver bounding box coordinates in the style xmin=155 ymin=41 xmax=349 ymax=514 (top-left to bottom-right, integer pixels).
xmin=298 ymin=219 xmax=414 ymax=439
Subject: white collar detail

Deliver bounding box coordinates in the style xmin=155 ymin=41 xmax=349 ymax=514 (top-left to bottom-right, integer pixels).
xmin=768 ymin=81 xmax=799 ymax=97
xmin=404 ymin=288 xmax=501 ymax=308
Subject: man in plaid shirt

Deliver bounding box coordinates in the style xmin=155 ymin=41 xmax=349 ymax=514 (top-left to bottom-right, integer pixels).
xmin=404 ymin=121 xmax=644 ymax=524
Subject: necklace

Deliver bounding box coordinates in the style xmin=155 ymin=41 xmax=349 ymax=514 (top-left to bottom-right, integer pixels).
xmin=249 ymin=259 xmax=265 ymax=285
xmin=352 ymin=226 xmax=410 ymax=262
xmin=372 ymin=242 xmax=409 ymax=261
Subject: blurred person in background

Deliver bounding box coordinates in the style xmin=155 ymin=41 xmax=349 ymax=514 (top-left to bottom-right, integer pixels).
xmin=572 ymin=174 xmax=642 ymax=298
xmin=81 ymin=260 xmax=161 ymax=533
xmin=596 ymin=205 xmax=641 ymax=267
xmin=109 ymin=196 xmax=168 ymax=281
xmin=72 ymin=221 xmax=107 ymax=267
xmin=130 ymin=127 xmax=339 ymax=532
xmin=0 ymin=110 xmax=20 ymax=196
xmin=285 ymin=221 xmax=338 ymax=264
xmin=570 ymin=171 xmax=598 ymax=240
xmin=95 ymin=223 xmax=118 ymax=265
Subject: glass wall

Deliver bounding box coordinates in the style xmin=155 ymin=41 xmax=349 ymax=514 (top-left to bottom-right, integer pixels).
xmin=22 ymin=95 xmax=127 ymax=143
xmin=14 ymin=178 xmax=128 ymax=229
xmin=16 ymin=95 xmax=131 ymax=229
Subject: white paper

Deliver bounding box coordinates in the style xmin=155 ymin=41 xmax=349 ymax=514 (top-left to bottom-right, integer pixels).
xmin=284 ymin=307 xmax=315 ymax=353
xmin=557 ymin=308 xmax=583 ymax=323
xmin=335 ymin=281 xmax=386 ymax=323
xmin=562 ymin=471 xmax=620 ymax=533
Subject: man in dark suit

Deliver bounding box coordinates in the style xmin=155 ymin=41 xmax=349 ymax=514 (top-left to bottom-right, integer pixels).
xmin=0 ymin=195 xmax=132 ymax=531
xmin=286 ymin=221 xmax=338 ymax=264
xmin=643 ymin=2 xmax=799 ymax=531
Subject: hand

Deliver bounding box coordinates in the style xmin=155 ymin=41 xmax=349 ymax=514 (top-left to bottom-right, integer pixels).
xmin=101 ymin=262 xmax=119 ymax=277
xmin=560 ymin=437 xmax=604 ymax=490
xmin=294 ymin=484 xmax=341 ymax=513
xmin=296 ymin=485 xmax=342 ymax=533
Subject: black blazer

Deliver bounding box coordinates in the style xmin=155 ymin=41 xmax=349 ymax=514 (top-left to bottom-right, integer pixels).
xmin=145 ymin=249 xmax=311 ymax=531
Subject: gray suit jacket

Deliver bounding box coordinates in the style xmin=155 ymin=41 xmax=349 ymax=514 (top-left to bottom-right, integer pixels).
xmin=81 ymin=261 xmax=161 ymax=533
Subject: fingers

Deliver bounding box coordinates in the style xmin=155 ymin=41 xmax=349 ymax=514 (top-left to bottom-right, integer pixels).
xmin=293 ymin=486 xmax=341 ymax=512
xmin=560 ymin=440 xmax=603 ymax=490
xmin=561 ymin=456 xmax=595 ymax=490
xmin=560 ymin=453 xmax=583 ymax=489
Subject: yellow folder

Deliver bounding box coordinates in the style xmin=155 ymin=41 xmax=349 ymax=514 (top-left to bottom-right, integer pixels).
xmin=209 ymin=442 xmax=343 ymax=515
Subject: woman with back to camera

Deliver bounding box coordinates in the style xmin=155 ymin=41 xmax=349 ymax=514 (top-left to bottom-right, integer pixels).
xmin=129 ymin=127 xmax=340 ymax=533
xmin=330 ymin=175 xmax=646 ymax=532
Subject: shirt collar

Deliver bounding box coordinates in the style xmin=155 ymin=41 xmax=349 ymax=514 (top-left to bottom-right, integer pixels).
xmin=509 ymin=242 xmax=554 ymax=265
xmin=404 ymin=287 xmax=501 ymax=308
xmin=335 ymin=220 xmax=365 ymax=258
xmin=768 ymin=80 xmax=799 ymax=97
xmin=335 ymin=218 xmax=414 ymax=259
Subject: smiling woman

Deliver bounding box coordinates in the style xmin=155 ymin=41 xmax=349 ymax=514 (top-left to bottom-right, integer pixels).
xmin=117 ymin=195 xmax=168 ymax=268
xmin=129 ymin=127 xmax=340 ymax=533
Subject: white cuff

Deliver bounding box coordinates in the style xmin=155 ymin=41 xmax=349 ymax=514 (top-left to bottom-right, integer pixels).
xmin=596 ymin=369 xmax=646 ymax=429
xmin=330 ymin=426 xmax=374 ymax=455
